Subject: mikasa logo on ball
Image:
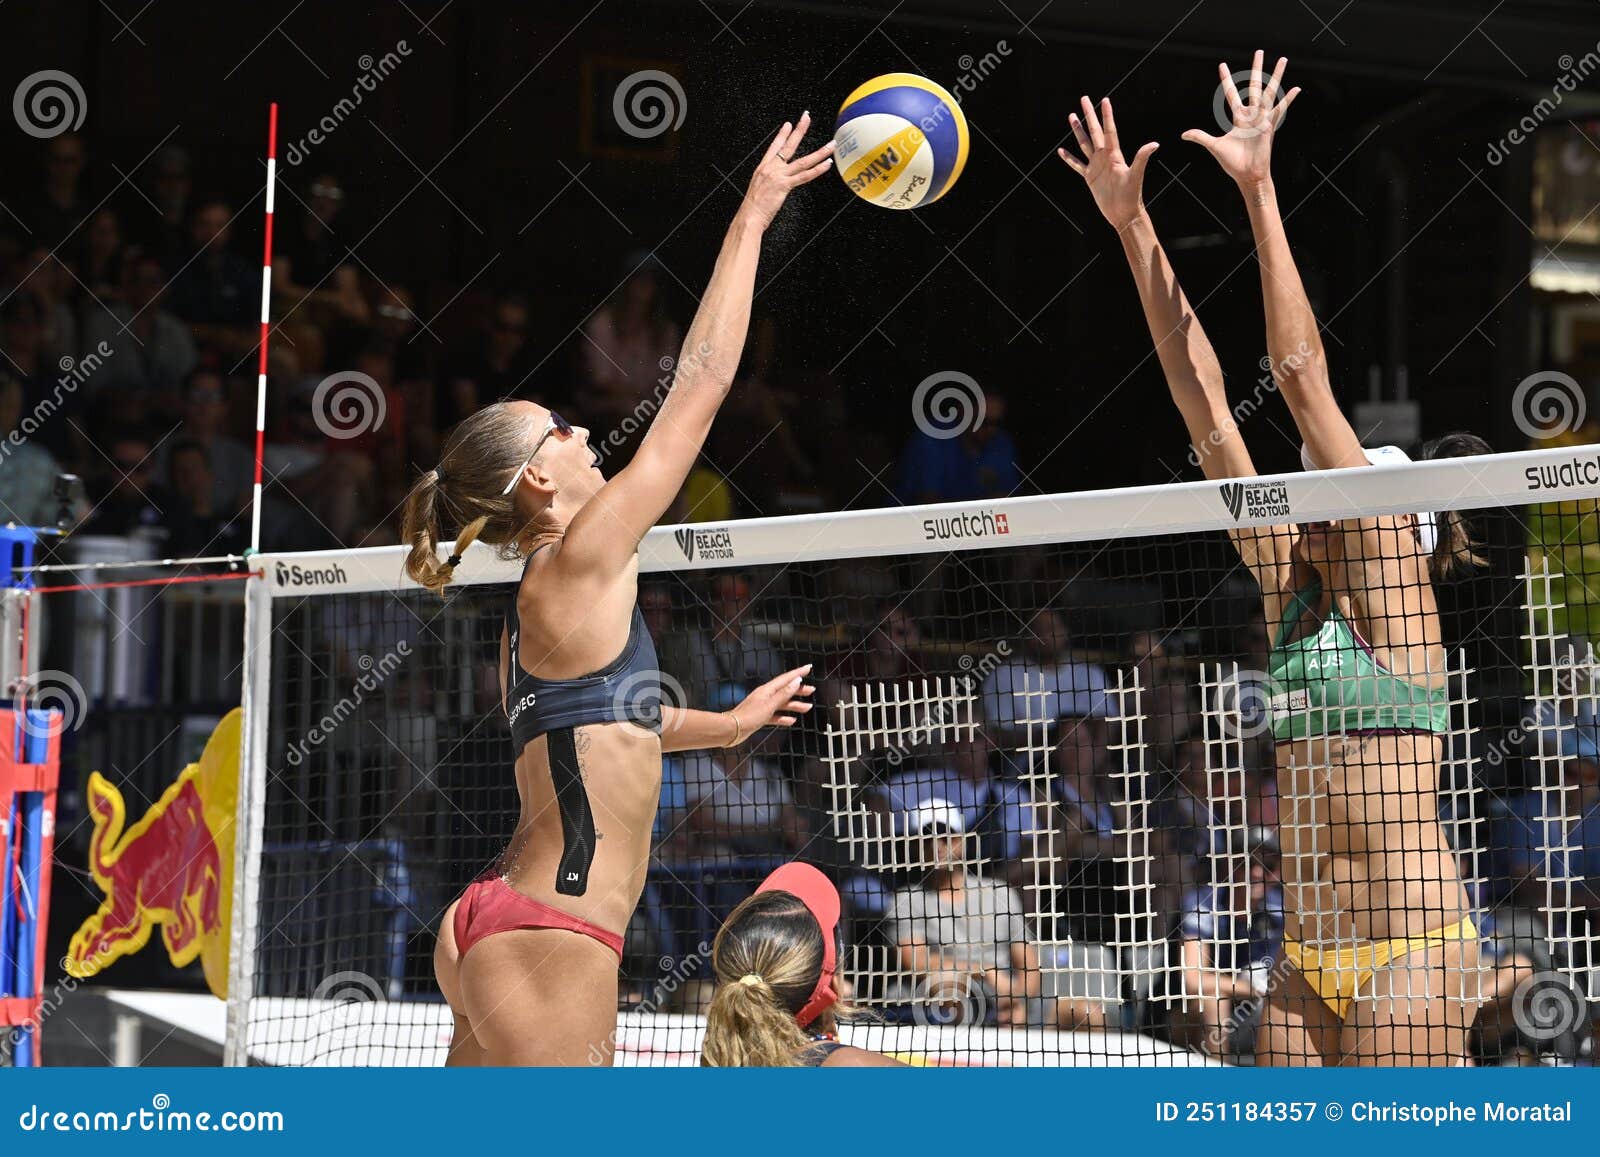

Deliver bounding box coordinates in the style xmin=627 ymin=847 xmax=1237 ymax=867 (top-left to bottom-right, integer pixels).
xmin=834 ymin=73 xmax=970 ymax=211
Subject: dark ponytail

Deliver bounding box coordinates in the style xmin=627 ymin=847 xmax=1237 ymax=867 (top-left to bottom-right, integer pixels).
xmin=1420 ymin=432 xmax=1493 ymax=581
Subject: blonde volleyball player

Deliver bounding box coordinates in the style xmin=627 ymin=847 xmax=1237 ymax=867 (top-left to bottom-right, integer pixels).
xmin=404 ymin=115 xmax=832 ymax=1066
xmin=701 ymin=863 xmax=902 ymax=1067
xmin=1059 ymin=56 xmax=1487 ymax=1065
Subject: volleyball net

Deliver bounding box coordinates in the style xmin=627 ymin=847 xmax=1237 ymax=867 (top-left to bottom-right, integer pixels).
xmin=227 ymin=444 xmax=1600 ymax=1066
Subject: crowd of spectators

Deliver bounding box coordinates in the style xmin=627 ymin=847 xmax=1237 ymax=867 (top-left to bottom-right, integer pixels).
xmin=632 ymin=567 xmax=1597 ymax=1065
xmin=0 ymin=134 xmax=1032 ymax=554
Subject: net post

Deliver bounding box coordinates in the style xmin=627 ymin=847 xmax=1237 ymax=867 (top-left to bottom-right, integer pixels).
xmin=225 ymin=566 xmax=274 ymax=1065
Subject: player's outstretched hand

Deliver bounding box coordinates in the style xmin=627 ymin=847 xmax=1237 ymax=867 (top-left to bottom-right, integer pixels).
xmin=741 ymin=113 xmax=836 ymax=231
xmin=1182 ymin=50 xmax=1300 ymax=188
xmin=1057 ymin=95 xmax=1159 ymax=232
xmin=728 ymin=663 xmax=816 ymax=739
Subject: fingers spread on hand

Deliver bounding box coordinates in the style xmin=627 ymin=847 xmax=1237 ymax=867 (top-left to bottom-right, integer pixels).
xmin=1264 ymin=55 xmax=1288 ymax=107
xmin=1249 ymin=49 xmax=1264 ymax=106
xmin=1129 ymin=140 xmax=1159 ymax=179
xmin=764 ymin=121 xmax=794 ymax=163
xmin=1057 ymin=146 xmax=1087 ymax=175
xmin=791 ymin=138 xmax=837 ymax=170
xmin=793 ymin=157 xmax=834 ymax=185
xmin=1273 ymin=86 xmax=1301 ymax=127
xmin=772 ymin=112 xmax=811 ymax=164
xmin=1219 ymin=63 xmax=1242 ymax=114
xmin=1068 ymin=112 xmax=1093 ymax=158
xmin=1180 ymin=128 xmax=1215 ymax=151
xmin=1079 ymin=95 xmax=1105 ymax=148
xmin=1100 ymin=98 xmax=1120 ymax=154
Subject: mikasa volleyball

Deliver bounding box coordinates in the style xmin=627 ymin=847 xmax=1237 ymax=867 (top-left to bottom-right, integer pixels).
xmin=835 ymin=73 xmax=970 ymax=209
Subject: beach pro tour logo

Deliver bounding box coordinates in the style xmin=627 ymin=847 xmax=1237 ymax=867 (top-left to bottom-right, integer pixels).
xmin=1526 ymin=452 xmax=1600 ymax=492
xmin=274 ymin=561 xmax=350 ymax=588
xmin=922 ymin=509 xmax=1010 ymax=542
xmin=674 ymin=527 xmax=735 ymax=562
xmin=1219 ymin=481 xmax=1291 ymax=522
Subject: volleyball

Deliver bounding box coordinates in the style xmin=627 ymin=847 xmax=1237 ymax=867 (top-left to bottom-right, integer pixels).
xmin=834 ymin=73 xmax=970 ymax=209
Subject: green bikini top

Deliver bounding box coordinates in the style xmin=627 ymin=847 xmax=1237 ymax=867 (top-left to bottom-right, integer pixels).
xmin=1265 ymin=579 xmax=1449 ymax=742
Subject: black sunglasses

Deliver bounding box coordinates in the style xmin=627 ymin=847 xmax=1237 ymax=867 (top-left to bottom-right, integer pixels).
xmin=500 ymin=412 xmax=573 ymax=495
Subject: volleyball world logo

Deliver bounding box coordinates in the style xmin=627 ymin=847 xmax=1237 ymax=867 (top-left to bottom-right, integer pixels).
xmin=613 ymin=70 xmax=687 ymax=139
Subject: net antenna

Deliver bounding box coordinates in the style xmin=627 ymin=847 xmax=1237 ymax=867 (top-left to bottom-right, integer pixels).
xmin=250 ymin=101 xmax=278 ymax=556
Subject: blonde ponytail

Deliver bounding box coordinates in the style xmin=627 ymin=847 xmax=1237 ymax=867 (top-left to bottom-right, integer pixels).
xmin=400 ymin=403 xmax=555 ymax=596
xmin=702 ymin=972 xmax=812 ymax=1068
xmin=700 ymin=890 xmax=841 ymax=1067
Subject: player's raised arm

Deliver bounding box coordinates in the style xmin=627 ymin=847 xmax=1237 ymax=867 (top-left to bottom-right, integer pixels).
xmin=559 ymin=115 xmax=834 ymax=579
xmin=1182 ymin=52 xmax=1361 ymax=472
xmin=1060 ymin=95 xmax=1291 ymax=595
xmin=1060 ymin=96 xmax=1252 ymax=484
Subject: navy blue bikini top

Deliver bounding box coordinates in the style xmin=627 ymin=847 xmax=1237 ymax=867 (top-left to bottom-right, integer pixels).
xmin=502 ymin=546 xmax=665 ymax=749
xmin=798 ymin=1038 xmax=844 ymax=1067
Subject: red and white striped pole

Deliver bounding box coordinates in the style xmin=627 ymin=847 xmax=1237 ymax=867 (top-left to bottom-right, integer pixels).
xmin=250 ymin=102 xmax=278 ymax=556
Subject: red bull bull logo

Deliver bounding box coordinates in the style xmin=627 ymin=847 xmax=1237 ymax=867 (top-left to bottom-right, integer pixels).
xmin=65 ymin=709 xmax=240 ymax=997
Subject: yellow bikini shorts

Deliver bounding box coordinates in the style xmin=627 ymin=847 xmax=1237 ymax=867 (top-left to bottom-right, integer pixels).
xmin=1280 ymin=918 xmax=1478 ymax=1019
